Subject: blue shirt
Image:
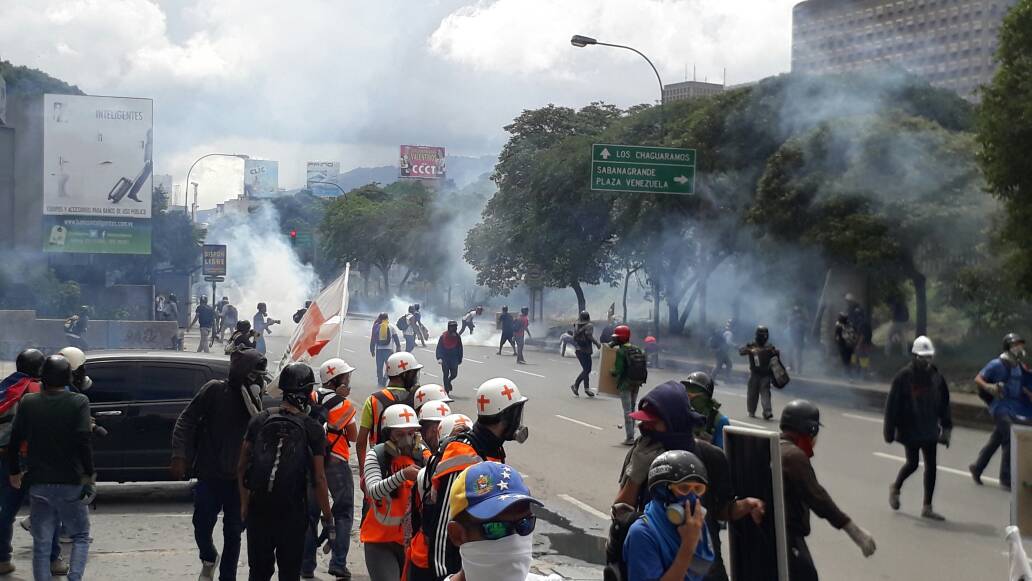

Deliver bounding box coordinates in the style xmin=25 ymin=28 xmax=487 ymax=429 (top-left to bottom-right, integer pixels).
xmin=712 ymin=415 xmax=731 ymax=450
xmin=625 ymin=517 xmax=709 ymax=581
xmin=979 ymin=358 xmax=1032 ymax=419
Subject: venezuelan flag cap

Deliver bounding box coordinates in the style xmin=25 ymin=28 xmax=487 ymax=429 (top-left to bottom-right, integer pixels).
xmin=449 ymin=461 xmax=541 ymax=521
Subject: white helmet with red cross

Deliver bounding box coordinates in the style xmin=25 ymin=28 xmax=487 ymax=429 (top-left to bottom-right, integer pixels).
xmin=319 ymin=358 xmax=355 ymax=384
xmin=386 ymin=351 xmax=422 ymax=377
xmin=474 ymin=378 xmax=527 ymax=417
xmin=413 ymin=384 xmax=453 ymax=410
xmin=382 ymin=404 xmax=421 ymax=430
xmin=438 ymin=413 xmax=473 ymax=438
xmin=418 ymin=401 xmax=452 ymax=423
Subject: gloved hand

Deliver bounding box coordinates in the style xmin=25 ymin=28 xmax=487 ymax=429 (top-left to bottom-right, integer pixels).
xmin=994 ymin=382 xmax=1007 ymax=398
xmin=323 ymin=517 xmax=336 ymax=543
xmin=939 ymin=427 xmax=952 ymax=448
xmin=79 ymin=483 xmax=97 ymax=505
xmin=843 ymin=521 xmax=876 ymax=557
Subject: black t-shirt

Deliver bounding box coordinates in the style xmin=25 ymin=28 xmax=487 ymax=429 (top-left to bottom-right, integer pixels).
xmin=196 ymin=304 xmax=215 ymax=327
xmin=244 ymin=408 xmax=326 ymax=504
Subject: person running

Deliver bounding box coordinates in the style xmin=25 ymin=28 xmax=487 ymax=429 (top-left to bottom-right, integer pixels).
xmin=458 ymin=306 xmax=482 ymax=336
xmin=7 ymin=355 xmax=94 ymax=581
xmin=436 ymin=321 xmax=463 ymax=394
xmin=610 ymin=325 xmax=648 ymax=445
xmin=189 ymin=295 xmax=216 ymax=353
xmin=884 ymin=336 xmax=951 ymax=521
xmin=571 ymin=312 xmax=601 ymax=398
xmin=497 ymin=306 xmax=516 ymax=355
xmin=238 ymin=363 xmax=334 ymax=581
xmin=369 ymin=313 xmax=401 ymax=388
xmin=834 ymin=313 xmax=858 ymax=380
xmin=401 ymin=306 xmax=418 ymax=353
xmin=970 ymin=333 xmax=1032 ymax=489
xmin=172 ymin=348 xmax=269 ymax=581
xmin=739 ymin=326 xmax=779 ymax=420
xmin=513 ymin=307 xmax=531 ymax=364
xmin=357 ymin=352 xmax=422 ymax=486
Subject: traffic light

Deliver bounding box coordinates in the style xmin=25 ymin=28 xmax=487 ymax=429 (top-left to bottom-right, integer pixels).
xmin=290 ymin=229 xmax=297 ymax=246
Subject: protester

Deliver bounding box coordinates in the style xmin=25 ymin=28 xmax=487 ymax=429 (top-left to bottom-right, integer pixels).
xmin=436 ymin=321 xmax=464 ymax=394
xmin=886 ymin=295 xmax=910 ymax=357
xmin=572 ymin=312 xmax=602 ymax=398
xmin=559 ymin=328 xmax=575 ymax=358
xmin=162 ymin=293 xmax=180 ymax=323
xmin=238 ymin=363 xmax=334 ymax=581
xmin=834 ymin=313 xmax=857 ymax=379
xmin=611 ymin=325 xmax=648 ymax=445
xmin=404 ymin=399 xmax=453 ymax=581
xmin=787 ymin=305 xmax=807 ymax=373
xmin=739 ymin=326 xmax=779 ymax=420
xmin=413 ymin=304 xmax=429 ymax=348
xmin=883 ymin=336 xmax=951 ymax=520
xmin=780 ymin=400 xmax=875 ymax=579
xmin=302 ymin=359 xmax=359 ymax=580
xmin=252 ymin=302 xmax=279 ymax=355
xmin=219 ymin=298 xmax=239 ymax=343
xmin=369 ymin=313 xmax=402 ymax=388
xmin=599 ymin=316 xmax=617 ymax=345
xmin=227 ymin=320 xmax=260 ymax=355
xmin=57 ymin=346 xmax=92 ymax=395
xmin=682 ymin=372 xmax=731 ymax=450
xmin=513 ymin=307 xmax=531 ymax=364
xmin=293 ymin=300 xmax=313 ymax=324
xmin=970 ymin=333 xmax=1032 ymax=489
xmin=0 ymin=349 xmax=65 ymax=576
xmin=709 ymin=322 xmax=733 ymax=382
xmin=644 ymin=335 xmax=660 ymax=368
xmin=189 ymin=295 xmax=216 ymax=353
xmin=459 ymin=306 xmax=482 ymax=336
xmin=357 ymin=352 xmax=422 ymax=486
xmin=63 ymin=305 xmax=90 ymax=352
xmin=497 ymin=306 xmax=516 ymax=356
xmin=443 ymin=461 xmax=561 ymax=581
xmin=401 ymin=305 xmax=418 ymax=353
xmin=7 ymin=355 xmax=94 ymax=581
xmin=361 ymin=404 xmax=426 ymax=581
xmin=171 ymin=348 xmax=269 ymax=581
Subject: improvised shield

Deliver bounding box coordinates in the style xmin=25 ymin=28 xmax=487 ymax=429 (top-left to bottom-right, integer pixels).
xmin=1012 ymin=425 xmax=1032 ymax=534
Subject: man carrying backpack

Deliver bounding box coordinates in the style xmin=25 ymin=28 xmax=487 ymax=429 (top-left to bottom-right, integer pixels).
xmin=63 ymin=306 xmax=90 ymax=352
xmin=610 ymin=325 xmax=648 ymax=446
xmin=238 ymin=363 xmax=333 ymax=581
xmin=357 ymin=352 xmax=422 ymax=488
xmin=739 ymin=326 xmax=780 ymax=421
xmin=369 ymin=313 xmax=401 ymax=388
xmin=172 ymin=348 xmax=269 ymax=581
xmin=400 ymin=306 xmax=417 ymax=353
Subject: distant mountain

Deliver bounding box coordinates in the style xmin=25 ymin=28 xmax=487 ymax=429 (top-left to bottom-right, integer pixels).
xmin=334 ymin=154 xmax=497 ymax=191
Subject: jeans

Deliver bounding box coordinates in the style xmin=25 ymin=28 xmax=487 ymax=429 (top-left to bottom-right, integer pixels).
xmin=514 ymin=335 xmax=526 ymax=362
xmin=247 ymin=502 xmax=307 ymax=581
xmin=303 ymin=458 xmax=354 ymax=574
xmin=620 ymin=386 xmax=641 ymax=441
xmin=973 ymin=412 xmax=1015 ymax=486
xmin=458 ymin=321 xmax=474 ymax=336
xmin=574 ymin=351 xmax=592 ymax=393
xmin=29 ymin=484 xmax=89 ymax=581
xmin=0 ymin=458 xmax=59 ymax=564
xmin=193 ymin=478 xmax=243 ymax=580
xmin=712 ymin=351 xmax=732 ymax=380
xmin=256 ymin=335 xmax=267 ymax=355
xmin=747 ymin=374 xmax=773 ymax=417
xmin=198 ymin=327 xmax=211 ymax=353
xmin=788 ymin=536 xmax=818 ymax=581
xmin=363 ymin=542 xmax=404 ymax=581
xmin=894 ymin=442 xmax=938 ymax=505
xmin=404 ymin=335 xmax=416 ymax=353
xmin=374 ymin=349 xmax=392 ymax=387
xmin=441 ymin=360 xmax=459 ymax=393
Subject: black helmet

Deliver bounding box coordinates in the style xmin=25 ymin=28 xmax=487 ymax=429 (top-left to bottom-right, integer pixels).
xmin=40 ymin=355 xmax=72 ymax=389
xmin=837 ymin=312 xmax=848 ymax=323
xmin=756 ymin=325 xmax=769 ymax=341
xmin=780 ymin=399 xmax=822 ymax=437
xmin=1004 ymin=333 xmax=1025 ymax=351
xmin=521 ymin=306 xmax=529 ymax=314
xmin=682 ymin=371 xmax=714 ymax=397
xmin=279 ymin=363 xmax=315 ymax=393
xmin=647 ymin=450 xmax=709 ymax=492
xmin=236 ymin=320 xmax=251 ymax=333
xmin=15 ymin=349 xmax=45 ymax=378
xmin=579 ymin=311 xmax=590 ymax=322
xmin=502 ymin=306 xmax=509 ymax=313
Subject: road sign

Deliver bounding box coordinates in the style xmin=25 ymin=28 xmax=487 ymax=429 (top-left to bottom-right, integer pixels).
xmin=203 ymin=276 xmax=225 ymax=283
xmin=590 ymin=143 xmax=697 ymax=195
xmin=202 ymin=244 xmax=227 ymax=277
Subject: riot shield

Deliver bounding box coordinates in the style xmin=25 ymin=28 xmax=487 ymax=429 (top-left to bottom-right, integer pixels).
xmin=1011 ymin=425 xmax=1032 ymax=533
xmin=724 ymin=426 xmax=788 ymax=581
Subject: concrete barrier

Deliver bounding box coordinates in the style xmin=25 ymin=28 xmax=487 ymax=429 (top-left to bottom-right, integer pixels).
xmin=0 ymin=310 xmax=179 ymax=357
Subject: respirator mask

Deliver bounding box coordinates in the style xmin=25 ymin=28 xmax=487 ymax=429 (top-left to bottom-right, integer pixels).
xmin=502 ymin=404 xmax=529 ymax=444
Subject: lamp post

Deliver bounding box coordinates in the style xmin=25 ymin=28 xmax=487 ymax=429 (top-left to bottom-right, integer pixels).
xmin=570 ymin=34 xmax=665 ymax=139
xmin=183 ymin=153 xmax=250 ymax=214
xmin=307 ymin=181 xmax=347 ymax=197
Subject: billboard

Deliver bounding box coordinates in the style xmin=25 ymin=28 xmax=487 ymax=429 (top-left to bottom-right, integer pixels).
xmin=399 ymin=145 xmax=446 ymax=179
xmin=306 ymin=161 xmax=341 ymax=197
xmin=0 ymin=73 xmax=6 ymax=126
xmin=244 ymin=159 xmax=278 ymax=197
xmin=202 ymin=244 xmax=227 ymax=277
xmin=43 ymin=216 xmax=151 ymax=254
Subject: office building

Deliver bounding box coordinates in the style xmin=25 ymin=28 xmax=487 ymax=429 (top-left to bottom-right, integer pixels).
xmin=662 ymin=80 xmax=725 ymax=103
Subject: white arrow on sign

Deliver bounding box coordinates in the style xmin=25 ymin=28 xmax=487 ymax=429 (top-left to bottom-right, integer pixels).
xmin=673 ymin=175 xmax=689 ymax=184
xmin=600 ymin=148 xmax=611 ymax=160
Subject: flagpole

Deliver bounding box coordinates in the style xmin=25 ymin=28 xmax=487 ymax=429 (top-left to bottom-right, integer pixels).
xmin=336 ymin=262 xmax=351 ymax=359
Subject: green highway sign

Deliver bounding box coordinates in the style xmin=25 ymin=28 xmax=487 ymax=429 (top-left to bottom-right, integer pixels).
xmin=590 ymin=143 xmax=697 ymax=195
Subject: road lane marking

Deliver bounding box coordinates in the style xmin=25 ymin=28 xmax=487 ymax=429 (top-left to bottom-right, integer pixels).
xmin=512 ymin=369 xmax=546 ymax=378
xmin=423 ymin=371 xmax=438 ymax=378
xmin=558 ymin=494 xmax=609 ymax=520
xmin=339 ymin=347 xmax=355 ymax=353
xmin=341 ymin=330 xmax=353 ymax=334
xmin=555 ymin=414 xmax=603 ymax=431
xmin=729 ymin=419 xmax=766 ymax=430
xmin=872 ymin=452 xmax=1001 ymax=485
xmin=843 ymin=413 xmax=881 ymax=423
xmin=721 ymin=392 xmax=746 ymax=398
xmin=464 ymin=357 xmax=485 ymax=364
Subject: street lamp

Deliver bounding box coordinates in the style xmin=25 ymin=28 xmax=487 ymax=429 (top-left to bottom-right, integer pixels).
xmin=307 ymin=181 xmax=347 ymax=197
xmin=184 ymin=153 xmax=250 ymax=213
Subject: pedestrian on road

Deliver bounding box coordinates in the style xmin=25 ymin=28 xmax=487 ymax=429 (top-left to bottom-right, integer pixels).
xmin=220 ymin=298 xmax=239 ymax=343
xmin=739 ymin=326 xmax=779 ymax=420
xmin=401 ymin=306 xmax=418 ymax=353
xmin=357 ymin=352 xmax=422 ymax=487
xmin=62 ymin=305 xmax=90 ymax=352
xmin=834 ymin=313 xmax=858 ymax=380
xmin=361 ymin=404 xmax=426 ymax=581
xmin=436 ymin=321 xmax=463 ymax=394
xmin=513 ymin=307 xmax=531 ymax=364
xmin=302 ymin=359 xmax=359 ymax=581
xmin=709 ymin=322 xmax=733 ymax=382
xmin=572 ymin=312 xmax=602 ymax=398
xmin=497 ymin=306 xmax=516 ymax=355
xmin=0 ymin=349 xmax=65 ymax=577
xmin=682 ymin=372 xmax=731 ymax=450
xmin=172 ymin=348 xmax=269 ymax=581
xmin=780 ymin=400 xmax=876 ymax=580
xmin=444 ymin=461 xmax=561 ymax=581
xmin=559 ymin=328 xmax=575 ymax=358
xmin=238 ymin=363 xmax=334 ymax=581
xmin=644 ymin=335 xmax=660 ymax=368
xmin=458 ymin=306 xmax=482 ymax=336
xmin=787 ymin=305 xmax=807 ymax=373
xmin=884 ymin=336 xmax=951 ymax=521
xmin=970 ymin=333 xmax=1032 ymax=489
xmin=611 ymin=325 xmax=648 ymax=445
xmin=7 ymin=355 xmax=94 ymax=581
xmin=413 ymin=304 xmax=428 ymax=348
xmin=189 ymin=295 xmax=216 ymax=353
xmin=423 ymin=378 xmax=529 ymax=580
xmin=253 ymin=302 xmax=279 ymax=355
xmin=369 ymin=313 xmax=401 ymax=388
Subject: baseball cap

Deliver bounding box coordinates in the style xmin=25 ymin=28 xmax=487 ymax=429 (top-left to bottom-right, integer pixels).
xmin=628 ymin=401 xmax=662 ymax=423
xmin=449 ymin=462 xmax=542 ymax=521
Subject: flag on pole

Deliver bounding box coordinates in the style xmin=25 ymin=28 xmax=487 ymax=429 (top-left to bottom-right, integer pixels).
xmin=287 ymin=264 xmax=350 ymax=362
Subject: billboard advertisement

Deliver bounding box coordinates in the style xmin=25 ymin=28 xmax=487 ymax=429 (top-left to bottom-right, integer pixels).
xmin=202 ymin=244 xmax=228 ymax=277
xmin=244 ymin=159 xmax=278 ymax=197
xmin=43 ymin=216 xmax=151 ymax=254
xmin=399 ymin=145 xmax=446 ymax=179
xmin=306 ymin=161 xmax=341 ymax=197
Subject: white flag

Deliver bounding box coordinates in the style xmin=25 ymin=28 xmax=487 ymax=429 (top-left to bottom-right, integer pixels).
xmin=288 ymin=264 xmax=350 ymax=362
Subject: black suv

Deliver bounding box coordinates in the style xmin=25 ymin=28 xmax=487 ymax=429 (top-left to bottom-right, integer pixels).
xmin=84 ymin=351 xmax=229 ymax=482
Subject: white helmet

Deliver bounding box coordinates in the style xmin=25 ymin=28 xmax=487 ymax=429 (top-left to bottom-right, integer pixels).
xmin=474 ymin=378 xmax=527 ymax=417
xmin=413 ymin=384 xmax=453 ymax=410
xmin=912 ymin=335 xmax=935 ymax=357
xmin=381 ymin=404 xmax=421 ymax=430
xmin=386 ymin=351 xmax=423 ymax=377
xmin=418 ymin=401 xmax=452 ymax=423
xmin=319 ymin=358 xmax=355 ymax=384
xmin=58 ymin=346 xmax=86 ymax=370
xmin=439 ymin=413 xmax=473 ymax=438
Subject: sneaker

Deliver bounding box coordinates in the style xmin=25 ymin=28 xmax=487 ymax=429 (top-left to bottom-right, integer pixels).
xmin=570 ymin=385 xmax=579 ymax=397
xmin=199 ymin=554 xmax=219 ymax=581
xmin=763 ymin=412 xmax=774 ymax=421
xmin=50 ymin=558 xmax=69 ymax=576
xmin=621 ymin=438 xmax=635 ymax=446
xmin=969 ymin=464 xmax=982 ymax=486
xmin=0 ymin=562 xmax=15 ymax=575
xmin=747 ymin=413 xmax=757 ymax=419
xmin=921 ymin=506 xmax=945 ymax=521
xmin=328 ymin=566 xmax=352 ymax=581
xmin=586 ymin=390 xmax=596 ymax=398
xmin=888 ymin=485 xmax=900 ymax=510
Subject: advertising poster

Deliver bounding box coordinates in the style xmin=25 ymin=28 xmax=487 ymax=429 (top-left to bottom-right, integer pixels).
xmin=306 ymin=161 xmax=341 ymax=197
xmin=244 ymin=159 xmax=279 ymax=197
xmin=43 ymin=215 xmax=151 ymax=255
xmin=399 ymin=145 xmax=446 ymax=179
xmin=202 ymin=244 xmax=228 ymax=277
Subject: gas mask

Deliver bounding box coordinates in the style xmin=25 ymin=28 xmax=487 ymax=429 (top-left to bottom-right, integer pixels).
xmin=502 ymin=405 xmax=529 ymax=444
xmin=1011 ymin=345 xmax=1027 ymax=361
xmin=394 ymin=433 xmax=416 ymax=451
xmin=403 ymin=370 xmax=420 ymax=391
xmin=246 ymin=369 xmax=270 ymax=393
xmin=914 ymin=355 xmax=933 ymax=370
xmin=283 ymin=389 xmax=312 ymax=413
xmin=660 ymin=483 xmax=706 ymax=525
xmin=458 ymin=528 xmax=534 ymax=581
xmin=72 ymin=367 xmax=92 ymax=393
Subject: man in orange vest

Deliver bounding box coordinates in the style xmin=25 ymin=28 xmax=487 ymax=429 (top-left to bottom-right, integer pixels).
xmin=404 ymin=401 xmax=453 ymax=581
xmin=361 ymin=404 xmax=426 ymax=581
xmin=302 ymin=358 xmax=359 ymax=580
xmin=423 ymin=378 xmax=530 ymax=580
xmin=357 ymin=352 xmax=422 ymax=486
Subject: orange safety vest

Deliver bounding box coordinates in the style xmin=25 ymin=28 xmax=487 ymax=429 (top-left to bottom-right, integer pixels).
xmin=360 ymin=451 xmax=416 ymax=545
xmin=325 ymin=399 xmax=356 ymax=462
xmin=367 ymin=389 xmax=400 ymax=446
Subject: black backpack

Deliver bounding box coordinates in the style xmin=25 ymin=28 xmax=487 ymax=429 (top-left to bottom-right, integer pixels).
xmin=623 ymin=345 xmax=648 ymax=383
xmin=397 ymin=315 xmax=410 ymax=331
xmin=244 ymin=409 xmax=311 ymax=504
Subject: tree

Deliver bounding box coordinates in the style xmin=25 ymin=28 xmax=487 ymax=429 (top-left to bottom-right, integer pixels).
xmin=0 ymin=60 xmax=84 ymax=97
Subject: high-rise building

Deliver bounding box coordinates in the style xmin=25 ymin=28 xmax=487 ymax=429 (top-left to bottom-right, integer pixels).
xmin=662 ymin=80 xmax=725 ymax=103
xmin=791 ymin=0 xmax=1018 ymax=101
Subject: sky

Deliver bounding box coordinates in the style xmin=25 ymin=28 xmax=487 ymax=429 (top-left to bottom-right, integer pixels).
xmin=0 ymin=0 xmax=799 ymax=208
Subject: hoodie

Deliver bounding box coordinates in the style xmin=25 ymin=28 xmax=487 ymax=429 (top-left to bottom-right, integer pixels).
xmin=436 ymin=331 xmax=463 ymax=363
xmin=0 ymin=372 xmax=40 ymax=447
xmin=172 ymin=349 xmax=267 ymax=480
